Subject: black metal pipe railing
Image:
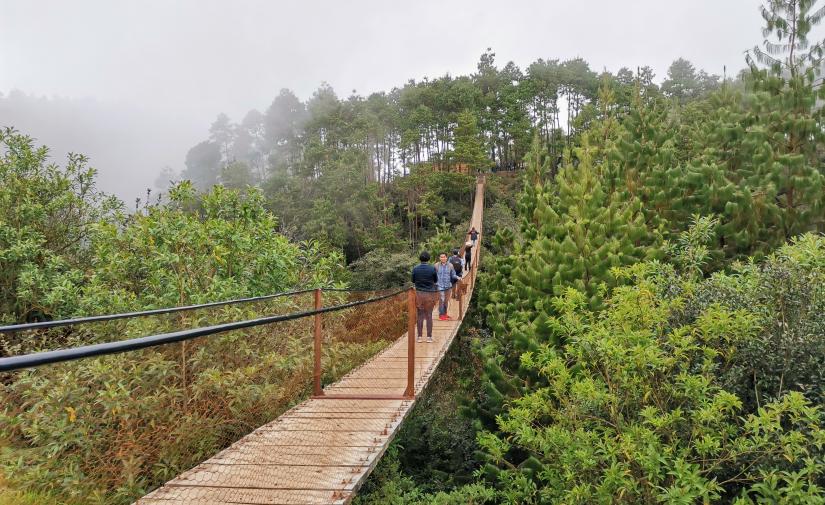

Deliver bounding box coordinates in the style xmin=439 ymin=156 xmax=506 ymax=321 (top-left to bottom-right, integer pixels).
xmin=0 ymin=288 xmax=405 ymax=373
xmin=0 ymin=288 xmax=319 ymax=333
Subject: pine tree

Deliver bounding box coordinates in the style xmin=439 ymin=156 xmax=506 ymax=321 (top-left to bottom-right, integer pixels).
xmin=476 ymin=137 xmax=660 ymax=435
xmin=608 ymin=87 xmax=681 ymax=233
xmin=676 ymin=1 xmax=825 ymax=261
xmin=451 ymin=110 xmax=489 ymax=171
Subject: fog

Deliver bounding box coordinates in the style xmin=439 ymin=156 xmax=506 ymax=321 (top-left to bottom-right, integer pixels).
xmin=1 ymin=0 xmax=762 ymax=201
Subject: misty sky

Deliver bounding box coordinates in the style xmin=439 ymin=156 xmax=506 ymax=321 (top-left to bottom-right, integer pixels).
xmin=1 ymin=0 xmax=763 ymax=200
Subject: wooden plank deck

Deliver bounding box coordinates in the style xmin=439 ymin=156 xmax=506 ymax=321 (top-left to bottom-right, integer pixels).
xmin=137 ymin=179 xmax=484 ymax=505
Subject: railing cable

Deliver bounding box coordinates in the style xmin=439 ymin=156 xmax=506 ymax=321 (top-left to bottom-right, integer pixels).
xmin=0 ymin=288 xmax=405 ymax=373
xmin=0 ymin=288 xmax=319 ymax=333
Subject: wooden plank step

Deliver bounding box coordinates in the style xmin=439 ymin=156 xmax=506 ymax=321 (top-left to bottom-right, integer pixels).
xmin=169 ymin=463 xmax=359 ymax=491
xmin=268 ymin=418 xmax=396 ymax=432
xmin=281 ymin=412 xmax=401 ymax=420
xmin=209 ymin=447 xmax=375 ymax=467
xmin=240 ymin=430 xmax=389 ymax=447
xmin=141 ymin=486 xmax=342 ymax=504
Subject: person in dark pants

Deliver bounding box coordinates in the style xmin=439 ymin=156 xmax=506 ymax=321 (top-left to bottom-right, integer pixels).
xmin=464 ymin=242 xmax=473 ymax=272
xmin=411 ymin=251 xmax=438 ymax=343
xmin=448 ymin=248 xmax=464 ymax=277
xmin=434 ymin=252 xmax=458 ymax=320
xmin=448 ymin=248 xmax=464 ymax=300
xmin=469 ymin=226 xmax=479 ymax=245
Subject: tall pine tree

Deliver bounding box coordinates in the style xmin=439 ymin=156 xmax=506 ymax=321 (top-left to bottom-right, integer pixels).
xmin=476 ymin=137 xmax=660 ymax=437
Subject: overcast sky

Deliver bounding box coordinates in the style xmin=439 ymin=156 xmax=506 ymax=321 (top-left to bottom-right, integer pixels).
xmin=1 ymin=0 xmax=763 ymax=200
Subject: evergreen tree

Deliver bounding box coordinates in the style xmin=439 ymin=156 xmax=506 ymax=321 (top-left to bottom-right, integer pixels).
xmin=662 ymin=58 xmax=700 ymax=101
xmin=609 ymin=87 xmax=681 ymax=233
xmin=181 ymin=140 xmax=221 ymax=190
xmin=748 ymin=0 xmax=825 ymax=74
xmin=220 ymin=160 xmax=255 ymax=189
xmin=476 ymin=137 xmax=660 ymax=434
xmin=451 ymin=110 xmax=488 ymax=171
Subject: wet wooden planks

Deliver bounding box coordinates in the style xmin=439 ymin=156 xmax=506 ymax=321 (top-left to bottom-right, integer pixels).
xmin=137 ymin=180 xmax=484 ymax=505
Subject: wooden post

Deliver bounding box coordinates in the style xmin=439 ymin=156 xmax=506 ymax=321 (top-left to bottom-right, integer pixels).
xmin=459 ymin=287 xmax=464 ymax=319
xmin=313 ymin=288 xmax=323 ymax=397
xmin=404 ymin=288 xmax=416 ymax=398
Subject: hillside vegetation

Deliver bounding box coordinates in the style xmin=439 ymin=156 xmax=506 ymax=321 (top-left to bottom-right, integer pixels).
xmin=3 ymin=0 xmax=825 ymax=503
xmin=355 ymin=1 xmax=825 ymax=503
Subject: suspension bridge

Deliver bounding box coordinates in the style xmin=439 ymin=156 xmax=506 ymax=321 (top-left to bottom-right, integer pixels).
xmin=0 ymin=177 xmax=485 ymax=505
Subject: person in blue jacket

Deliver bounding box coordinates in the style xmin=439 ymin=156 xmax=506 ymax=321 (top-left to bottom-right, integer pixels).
xmin=434 ymin=252 xmax=458 ymax=321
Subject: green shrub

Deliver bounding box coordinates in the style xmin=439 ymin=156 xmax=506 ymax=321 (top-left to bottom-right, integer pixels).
xmin=348 ymin=249 xmax=418 ymax=290
xmin=472 ymin=250 xmax=825 ymax=503
xmin=670 ymin=233 xmax=825 ymax=412
xmin=0 ymin=128 xmax=119 ymax=323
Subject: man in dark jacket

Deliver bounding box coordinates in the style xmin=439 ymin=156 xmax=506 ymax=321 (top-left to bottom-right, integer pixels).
xmin=411 ymin=251 xmax=438 ymax=343
xmin=448 ymin=248 xmax=464 ymax=277
xmin=469 ymin=226 xmax=479 ymax=245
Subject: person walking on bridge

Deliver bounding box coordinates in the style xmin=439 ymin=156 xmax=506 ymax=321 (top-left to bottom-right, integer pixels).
xmin=468 ymin=226 xmax=479 ymax=246
xmin=435 ymin=252 xmax=458 ymax=321
xmin=411 ymin=251 xmax=438 ymax=343
xmin=448 ymin=248 xmax=464 ymax=278
xmin=449 ymin=248 xmax=464 ymax=301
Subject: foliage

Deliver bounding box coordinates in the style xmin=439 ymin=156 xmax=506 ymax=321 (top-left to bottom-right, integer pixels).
xmin=76 ymin=182 xmax=345 ymax=318
xmin=475 ymin=262 xmax=825 ymax=503
xmin=265 ymin=154 xmax=403 ymax=261
xmin=423 ymin=218 xmax=467 ymax=260
xmin=669 ymin=233 xmax=825 ymax=411
xmin=674 ymin=73 xmax=825 ymax=264
xmin=0 ymin=128 xmax=120 ymax=324
xmin=474 ymin=136 xmax=662 ymax=434
xmin=748 ymin=0 xmax=825 ymax=73
xmin=348 ymin=249 xmax=418 ymax=290
xmin=181 ymin=140 xmax=221 ymax=191
xmin=392 ymin=164 xmax=475 ymax=248
xmin=661 ymin=58 xmax=720 ymax=102
xmin=352 ymin=446 xmax=495 ymax=505
xmin=176 ymin=52 xmax=708 ymax=256
xmin=481 ymin=202 xmax=516 ymax=251
xmin=451 ymin=110 xmax=489 ymax=171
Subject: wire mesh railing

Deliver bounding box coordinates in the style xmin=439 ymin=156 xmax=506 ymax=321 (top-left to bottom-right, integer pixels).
xmin=1 ymin=176 xmax=486 ymax=504
xmin=0 ymin=287 xmax=409 ymax=504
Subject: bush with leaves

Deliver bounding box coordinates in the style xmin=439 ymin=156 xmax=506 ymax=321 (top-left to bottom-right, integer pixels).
xmin=0 ymin=128 xmax=120 ymax=323
xmin=665 ymin=233 xmax=825 ymax=412
xmin=77 ymin=182 xmax=345 ymax=318
xmin=474 ymin=265 xmax=825 ymax=504
xmin=481 ymin=202 xmax=516 ymax=250
xmin=348 ymin=249 xmax=418 ymax=290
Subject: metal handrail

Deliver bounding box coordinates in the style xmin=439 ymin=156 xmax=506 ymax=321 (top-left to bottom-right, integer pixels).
xmin=0 ymin=288 xmax=405 ymax=373
xmin=0 ymin=288 xmax=319 ymax=333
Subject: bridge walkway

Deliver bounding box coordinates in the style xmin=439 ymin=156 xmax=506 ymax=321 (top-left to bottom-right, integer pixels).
xmin=137 ymin=178 xmax=485 ymax=505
